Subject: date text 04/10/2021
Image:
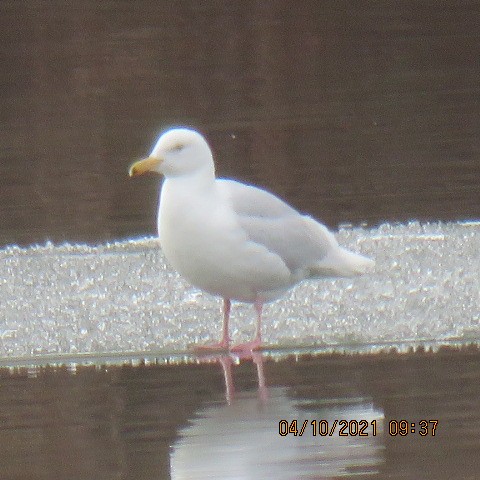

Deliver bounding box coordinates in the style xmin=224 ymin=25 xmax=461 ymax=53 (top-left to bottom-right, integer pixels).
xmin=278 ymin=420 xmax=438 ymax=437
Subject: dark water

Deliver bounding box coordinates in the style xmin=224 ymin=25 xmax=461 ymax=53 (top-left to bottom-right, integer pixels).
xmin=1 ymin=1 xmax=479 ymax=246
xmin=1 ymin=348 xmax=479 ymax=480
xmin=1 ymin=2 xmax=480 ymax=479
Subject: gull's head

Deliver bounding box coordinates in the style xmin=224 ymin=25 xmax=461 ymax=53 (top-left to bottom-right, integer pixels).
xmin=129 ymin=127 xmax=214 ymax=179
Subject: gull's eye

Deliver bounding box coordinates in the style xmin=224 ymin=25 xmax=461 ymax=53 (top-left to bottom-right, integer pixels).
xmin=170 ymin=143 xmax=184 ymax=153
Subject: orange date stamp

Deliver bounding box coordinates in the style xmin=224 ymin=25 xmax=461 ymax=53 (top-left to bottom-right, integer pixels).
xmin=279 ymin=419 xmax=379 ymax=437
xmin=388 ymin=419 xmax=438 ymax=436
xmin=279 ymin=419 xmax=438 ymax=437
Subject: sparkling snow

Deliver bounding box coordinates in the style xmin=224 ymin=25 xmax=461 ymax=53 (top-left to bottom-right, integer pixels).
xmin=0 ymin=221 xmax=479 ymax=359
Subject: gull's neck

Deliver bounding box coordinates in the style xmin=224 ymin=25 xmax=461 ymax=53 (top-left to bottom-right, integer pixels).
xmin=165 ymin=163 xmax=216 ymax=190
xmin=158 ymin=164 xmax=217 ymax=230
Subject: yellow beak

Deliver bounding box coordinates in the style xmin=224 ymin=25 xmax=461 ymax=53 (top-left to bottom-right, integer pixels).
xmin=128 ymin=157 xmax=162 ymax=177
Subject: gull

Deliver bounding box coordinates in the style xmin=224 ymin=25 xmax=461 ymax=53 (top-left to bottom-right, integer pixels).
xmin=129 ymin=127 xmax=374 ymax=352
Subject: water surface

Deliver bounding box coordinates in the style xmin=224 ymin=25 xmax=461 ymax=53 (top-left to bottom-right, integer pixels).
xmin=1 ymin=1 xmax=479 ymax=246
xmin=0 ymin=2 xmax=479 ymax=479
xmin=1 ymin=348 xmax=479 ymax=480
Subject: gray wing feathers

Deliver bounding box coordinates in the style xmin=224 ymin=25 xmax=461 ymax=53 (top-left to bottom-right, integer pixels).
xmin=236 ymin=215 xmax=334 ymax=274
xmin=218 ymin=179 xmax=298 ymax=218
xmin=218 ymin=178 xmax=373 ymax=279
xmin=218 ymin=179 xmax=336 ymax=274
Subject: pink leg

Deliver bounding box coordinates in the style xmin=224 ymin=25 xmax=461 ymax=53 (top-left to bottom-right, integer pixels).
xmin=219 ymin=355 xmax=235 ymax=405
xmin=194 ymin=298 xmax=231 ymax=352
xmin=252 ymin=351 xmax=268 ymax=402
xmin=222 ymin=298 xmax=231 ymax=346
xmin=231 ymin=299 xmax=263 ymax=353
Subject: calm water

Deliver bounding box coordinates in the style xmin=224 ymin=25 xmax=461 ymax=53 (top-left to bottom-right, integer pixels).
xmin=0 ymin=1 xmax=479 ymax=246
xmin=1 ymin=349 xmax=480 ymax=480
xmin=1 ymin=1 xmax=480 ymax=479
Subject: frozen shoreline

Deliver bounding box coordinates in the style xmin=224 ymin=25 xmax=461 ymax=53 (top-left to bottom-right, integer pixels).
xmin=1 ymin=221 xmax=479 ymax=360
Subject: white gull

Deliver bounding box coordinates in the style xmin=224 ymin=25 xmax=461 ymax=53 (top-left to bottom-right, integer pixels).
xmin=129 ymin=127 xmax=374 ymax=352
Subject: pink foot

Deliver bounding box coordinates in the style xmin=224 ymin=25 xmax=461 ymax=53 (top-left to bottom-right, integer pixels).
xmin=193 ymin=340 xmax=230 ymax=353
xmin=230 ymin=337 xmax=262 ymax=354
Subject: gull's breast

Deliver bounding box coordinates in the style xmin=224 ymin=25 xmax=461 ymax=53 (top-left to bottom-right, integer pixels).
xmin=158 ymin=181 xmax=293 ymax=302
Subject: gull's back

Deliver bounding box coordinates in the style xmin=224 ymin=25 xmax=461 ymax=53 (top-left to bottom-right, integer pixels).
xmin=217 ymin=178 xmax=374 ymax=279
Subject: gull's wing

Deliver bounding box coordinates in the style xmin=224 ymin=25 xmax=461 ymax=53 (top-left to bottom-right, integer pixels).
xmin=217 ymin=179 xmax=337 ymax=274
xmin=217 ymin=179 xmax=298 ymax=218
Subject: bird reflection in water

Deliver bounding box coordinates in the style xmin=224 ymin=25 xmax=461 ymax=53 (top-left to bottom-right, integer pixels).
xmin=170 ymin=351 xmax=385 ymax=479
xmin=194 ymin=351 xmax=267 ymax=405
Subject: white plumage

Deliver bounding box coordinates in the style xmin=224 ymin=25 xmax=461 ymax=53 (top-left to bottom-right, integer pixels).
xmin=129 ymin=127 xmax=374 ymax=351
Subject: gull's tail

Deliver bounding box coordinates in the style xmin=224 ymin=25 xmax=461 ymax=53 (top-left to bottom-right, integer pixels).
xmin=302 ymin=217 xmax=375 ymax=279
xmin=311 ymin=247 xmax=375 ymax=278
